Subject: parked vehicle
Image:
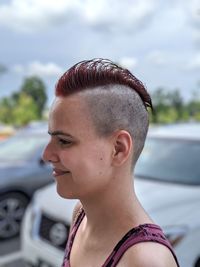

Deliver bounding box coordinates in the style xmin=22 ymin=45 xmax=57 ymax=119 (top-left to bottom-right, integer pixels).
xmin=0 ymin=122 xmax=53 ymax=240
xmin=21 ymin=185 xmax=76 ymax=267
xmin=21 ymin=123 xmax=200 ymax=267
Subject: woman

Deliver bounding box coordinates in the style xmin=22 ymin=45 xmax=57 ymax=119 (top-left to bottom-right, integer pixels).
xmin=43 ymin=59 xmax=179 ymax=267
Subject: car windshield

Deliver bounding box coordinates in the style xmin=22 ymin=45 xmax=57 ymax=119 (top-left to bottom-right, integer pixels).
xmin=135 ymin=137 xmax=200 ymax=185
xmin=0 ymin=134 xmax=49 ymax=161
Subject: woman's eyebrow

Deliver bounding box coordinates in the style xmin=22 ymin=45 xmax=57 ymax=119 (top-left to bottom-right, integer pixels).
xmin=48 ymin=130 xmax=73 ymax=138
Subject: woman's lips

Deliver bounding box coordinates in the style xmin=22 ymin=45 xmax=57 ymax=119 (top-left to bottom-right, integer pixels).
xmin=53 ymin=168 xmax=70 ymax=177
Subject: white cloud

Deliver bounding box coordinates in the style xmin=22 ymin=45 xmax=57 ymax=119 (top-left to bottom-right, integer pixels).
xmin=0 ymin=0 xmax=159 ymax=32
xmin=185 ymin=54 xmax=200 ymax=70
xmin=0 ymin=0 xmax=76 ymax=32
xmin=81 ymin=0 xmax=158 ymax=32
xmin=183 ymin=0 xmax=200 ymax=37
xmin=187 ymin=0 xmax=200 ymax=26
xmin=118 ymin=57 xmax=138 ymax=70
xmin=179 ymin=0 xmax=200 ymax=50
xmin=147 ymin=50 xmax=170 ymax=66
xmin=13 ymin=61 xmax=64 ymax=77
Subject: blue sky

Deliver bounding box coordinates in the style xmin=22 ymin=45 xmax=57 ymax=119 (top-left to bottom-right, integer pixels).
xmin=0 ymin=0 xmax=200 ymax=106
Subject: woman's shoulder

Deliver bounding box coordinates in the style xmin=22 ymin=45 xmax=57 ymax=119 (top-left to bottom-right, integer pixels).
xmin=119 ymin=241 xmax=178 ymax=267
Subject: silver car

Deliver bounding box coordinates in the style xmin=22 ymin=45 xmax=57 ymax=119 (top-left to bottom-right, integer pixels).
xmin=0 ymin=122 xmax=53 ymax=240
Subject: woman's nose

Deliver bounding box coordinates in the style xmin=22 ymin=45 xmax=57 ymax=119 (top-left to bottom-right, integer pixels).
xmin=42 ymin=142 xmax=58 ymax=163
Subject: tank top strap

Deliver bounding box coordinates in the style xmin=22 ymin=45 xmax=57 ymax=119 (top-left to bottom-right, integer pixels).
xmin=102 ymin=223 xmax=180 ymax=267
xmin=62 ymin=207 xmax=85 ymax=267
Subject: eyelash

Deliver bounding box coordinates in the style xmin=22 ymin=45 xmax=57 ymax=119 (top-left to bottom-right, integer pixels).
xmin=58 ymin=138 xmax=72 ymax=146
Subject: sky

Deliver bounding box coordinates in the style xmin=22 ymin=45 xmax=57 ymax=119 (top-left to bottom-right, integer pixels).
xmin=0 ymin=0 xmax=200 ymax=107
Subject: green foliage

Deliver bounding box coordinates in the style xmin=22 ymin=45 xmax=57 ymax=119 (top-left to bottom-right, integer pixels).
xmin=150 ymin=87 xmax=198 ymax=124
xmin=0 ymin=76 xmax=47 ymax=126
xmin=0 ymin=98 xmax=14 ymax=124
xmin=186 ymin=91 xmax=200 ymax=121
xmin=21 ymin=76 xmax=47 ymax=117
xmin=0 ymin=93 xmax=39 ymax=126
xmin=12 ymin=93 xmax=39 ymax=126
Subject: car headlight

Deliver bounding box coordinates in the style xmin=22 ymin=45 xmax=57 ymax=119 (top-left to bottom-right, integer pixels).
xmin=28 ymin=195 xmax=41 ymax=238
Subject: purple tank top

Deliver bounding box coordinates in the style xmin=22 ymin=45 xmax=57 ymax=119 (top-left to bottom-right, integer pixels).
xmin=62 ymin=209 xmax=179 ymax=267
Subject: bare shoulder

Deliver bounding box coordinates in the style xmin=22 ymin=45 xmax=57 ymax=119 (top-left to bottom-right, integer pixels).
xmin=119 ymin=242 xmax=178 ymax=267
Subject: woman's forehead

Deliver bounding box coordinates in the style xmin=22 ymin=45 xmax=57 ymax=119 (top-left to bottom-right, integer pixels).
xmin=49 ymin=95 xmax=94 ymax=132
xmin=50 ymin=95 xmax=88 ymax=116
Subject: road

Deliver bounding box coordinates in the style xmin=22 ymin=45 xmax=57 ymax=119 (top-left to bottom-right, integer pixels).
xmin=0 ymin=237 xmax=25 ymax=267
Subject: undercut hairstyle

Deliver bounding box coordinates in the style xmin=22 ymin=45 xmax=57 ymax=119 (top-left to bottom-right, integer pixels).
xmin=55 ymin=58 xmax=153 ymax=167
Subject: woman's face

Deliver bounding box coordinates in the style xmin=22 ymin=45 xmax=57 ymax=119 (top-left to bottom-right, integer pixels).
xmin=43 ymin=94 xmax=114 ymax=199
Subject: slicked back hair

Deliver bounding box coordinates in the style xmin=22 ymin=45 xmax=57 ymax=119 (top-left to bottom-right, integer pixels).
xmin=55 ymin=58 xmax=153 ymax=167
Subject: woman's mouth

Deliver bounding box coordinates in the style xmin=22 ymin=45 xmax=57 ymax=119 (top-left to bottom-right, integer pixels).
xmin=52 ymin=168 xmax=70 ymax=177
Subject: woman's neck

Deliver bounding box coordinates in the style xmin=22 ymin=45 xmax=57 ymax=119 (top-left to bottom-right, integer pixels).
xmin=79 ymin=175 xmax=152 ymax=238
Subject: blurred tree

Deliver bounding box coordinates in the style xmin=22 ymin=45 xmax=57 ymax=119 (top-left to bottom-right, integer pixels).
xmin=0 ymin=75 xmax=47 ymax=126
xmin=151 ymin=87 xmax=170 ymax=123
xmin=21 ymin=76 xmax=47 ymax=117
xmin=156 ymin=107 xmax=178 ymax=123
xmin=0 ymin=93 xmax=39 ymax=126
xmin=12 ymin=93 xmax=39 ymax=126
xmin=151 ymin=87 xmax=190 ymax=123
xmin=0 ymin=97 xmax=14 ymax=124
xmin=187 ymin=90 xmax=200 ymax=121
xmin=167 ymin=89 xmax=188 ymax=121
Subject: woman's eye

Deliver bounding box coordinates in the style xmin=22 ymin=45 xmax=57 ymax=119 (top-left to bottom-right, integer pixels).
xmin=58 ymin=139 xmax=72 ymax=146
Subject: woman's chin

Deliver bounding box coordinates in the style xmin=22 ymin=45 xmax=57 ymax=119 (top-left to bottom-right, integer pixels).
xmin=56 ymin=184 xmax=77 ymax=199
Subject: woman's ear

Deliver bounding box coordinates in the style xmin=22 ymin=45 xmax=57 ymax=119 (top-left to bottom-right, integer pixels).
xmin=112 ymin=130 xmax=133 ymax=166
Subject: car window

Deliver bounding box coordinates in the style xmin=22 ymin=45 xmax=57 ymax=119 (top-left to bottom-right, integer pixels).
xmin=0 ymin=135 xmax=49 ymax=161
xmin=135 ymin=137 xmax=200 ymax=185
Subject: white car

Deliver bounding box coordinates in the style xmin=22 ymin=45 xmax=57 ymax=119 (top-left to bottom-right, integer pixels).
xmin=21 ymin=123 xmax=200 ymax=267
xmin=21 ymin=184 xmax=77 ymax=267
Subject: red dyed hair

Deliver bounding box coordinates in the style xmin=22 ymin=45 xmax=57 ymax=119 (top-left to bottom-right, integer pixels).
xmin=55 ymin=58 xmax=153 ymax=110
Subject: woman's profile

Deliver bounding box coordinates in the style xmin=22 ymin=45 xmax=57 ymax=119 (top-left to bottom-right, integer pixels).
xmin=43 ymin=59 xmax=180 ymax=267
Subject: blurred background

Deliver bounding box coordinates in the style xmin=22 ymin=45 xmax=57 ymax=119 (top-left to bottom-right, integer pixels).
xmin=0 ymin=0 xmax=200 ymax=126
xmin=0 ymin=0 xmax=200 ymax=267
